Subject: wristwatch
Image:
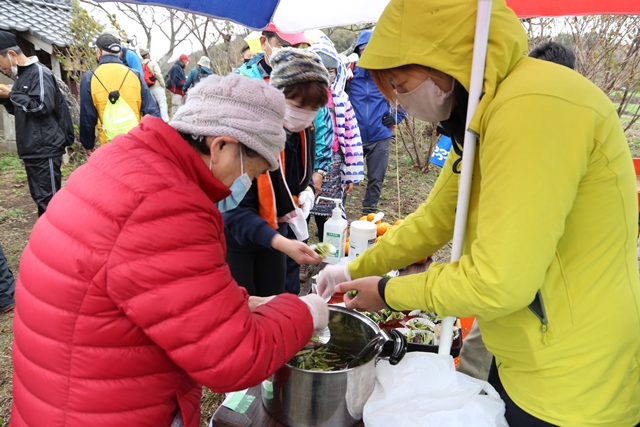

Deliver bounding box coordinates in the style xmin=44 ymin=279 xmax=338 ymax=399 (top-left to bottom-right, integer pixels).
xmin=315 ymin=169 xmax=327 ymax=177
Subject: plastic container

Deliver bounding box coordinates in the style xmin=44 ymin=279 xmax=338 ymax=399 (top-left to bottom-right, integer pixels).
xmin=348 ymin=220 xmax=377 ymax=261
xmin=318 ymin=197 xmax=348 ymax=264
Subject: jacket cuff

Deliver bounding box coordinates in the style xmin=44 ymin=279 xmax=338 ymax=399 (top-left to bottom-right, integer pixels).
xmin=378 ymin=277 xmax=399 ymax=311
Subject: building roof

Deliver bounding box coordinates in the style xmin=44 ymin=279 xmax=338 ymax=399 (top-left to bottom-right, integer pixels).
xmin=0 ymin=0 xmax=71 ymax=48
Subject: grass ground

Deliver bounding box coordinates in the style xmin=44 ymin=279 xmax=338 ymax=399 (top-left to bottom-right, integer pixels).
xmin=0 ymin=118 xmax=638 ymax=426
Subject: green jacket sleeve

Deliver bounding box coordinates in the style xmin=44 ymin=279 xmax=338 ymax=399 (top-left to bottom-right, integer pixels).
xmin=348 ymin=150 xmax=460 ymax=278
xmin=381 ymin=95 xmax=587 ymax=321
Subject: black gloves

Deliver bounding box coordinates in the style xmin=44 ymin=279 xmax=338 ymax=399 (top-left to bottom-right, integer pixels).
xmin=382 ymin=114 xmax=397 ymax=127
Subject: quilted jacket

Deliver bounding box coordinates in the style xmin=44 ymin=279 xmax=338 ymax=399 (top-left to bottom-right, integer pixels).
xmin=11 ymin=116 xmax=315 ymax=427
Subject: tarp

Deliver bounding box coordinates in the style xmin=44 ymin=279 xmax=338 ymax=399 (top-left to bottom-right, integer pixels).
xmin=94 ymin=0 xmax=640 ymax=31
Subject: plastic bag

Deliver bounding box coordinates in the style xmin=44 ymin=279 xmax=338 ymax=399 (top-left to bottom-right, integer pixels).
xmin=102 ymin=96 xmax=138 ymax=142
xmin=363 ymin=353 xmax=508 ymax=427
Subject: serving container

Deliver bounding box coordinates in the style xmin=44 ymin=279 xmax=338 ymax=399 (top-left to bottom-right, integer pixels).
xmin=262 ymin=306 xmax=406 ymax=427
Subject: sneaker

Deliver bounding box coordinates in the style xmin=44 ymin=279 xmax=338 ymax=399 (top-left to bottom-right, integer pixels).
xmin=362 ymin=207 xmax=378 ymax=215
xmin=1 ymin=302 xmax=15 ymax=313
xmin=299 ymin=264 xmax=309 ymax=282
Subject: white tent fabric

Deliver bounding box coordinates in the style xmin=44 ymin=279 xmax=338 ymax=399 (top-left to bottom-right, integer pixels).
xmin=272 ymin=0 xmax=390 ymax=32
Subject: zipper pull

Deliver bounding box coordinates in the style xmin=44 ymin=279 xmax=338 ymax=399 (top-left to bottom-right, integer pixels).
xmin=541 ymin=324 xmax=549 ymax=345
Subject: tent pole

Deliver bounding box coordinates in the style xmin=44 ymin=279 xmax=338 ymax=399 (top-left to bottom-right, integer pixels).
xmin=439 ymin=0 xmax=493 ymax=356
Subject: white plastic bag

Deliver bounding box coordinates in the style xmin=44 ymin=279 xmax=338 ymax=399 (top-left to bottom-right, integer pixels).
xmin=363 ymin=353 xmax=508 ymax=427
xmin=287 ymin=207 xmax=309 ymax=241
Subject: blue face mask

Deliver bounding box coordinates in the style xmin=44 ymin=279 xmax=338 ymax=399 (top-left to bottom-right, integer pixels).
xmin=216 ymin=149 xmax=253 ymax=213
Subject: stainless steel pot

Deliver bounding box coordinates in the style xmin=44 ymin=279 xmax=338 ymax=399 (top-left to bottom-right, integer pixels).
xmin=262 ymin=306 xmax=407 ymax=427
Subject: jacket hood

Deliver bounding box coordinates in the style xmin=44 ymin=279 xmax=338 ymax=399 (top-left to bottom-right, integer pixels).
xmin=358 ymin=0 xmax=528 ymax=133
xmin=309 ymin=36 xmax=347 ymax=96
xmin=355 ymin=30 xmax=373 ymax=50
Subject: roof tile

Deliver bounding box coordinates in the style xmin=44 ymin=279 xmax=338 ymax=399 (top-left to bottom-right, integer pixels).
xmin=0 ymin=0 xmax=71 ymax=47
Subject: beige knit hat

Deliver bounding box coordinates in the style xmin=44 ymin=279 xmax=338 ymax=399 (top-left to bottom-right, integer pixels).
xmin=170 ymin=73 xmax=286 ymax=171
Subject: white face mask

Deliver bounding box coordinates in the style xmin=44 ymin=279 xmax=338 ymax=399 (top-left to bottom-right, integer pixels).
xmin=283 ymin=105 xmax=317 ymax=132
xmin=395 ymin=78 xmax=455 ymax=123
xmin=268 ymin=45 xmax=283 ymax=63
xmin=9 ymin=56 xmax=17 ymax=76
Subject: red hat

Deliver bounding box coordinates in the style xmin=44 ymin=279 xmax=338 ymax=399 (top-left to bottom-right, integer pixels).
xmin=179 ymin=54 xmax=190 ymax=62
xmin=263 ymin=23 xmax=309 ymax=47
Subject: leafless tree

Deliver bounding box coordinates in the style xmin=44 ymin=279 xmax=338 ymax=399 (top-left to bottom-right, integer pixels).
xmin=524 ymin=16 xmax=640 ymax=132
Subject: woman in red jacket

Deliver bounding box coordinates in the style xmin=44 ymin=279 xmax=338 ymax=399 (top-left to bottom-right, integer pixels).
xmin=11 ymin=73 xmax=327 ymax=427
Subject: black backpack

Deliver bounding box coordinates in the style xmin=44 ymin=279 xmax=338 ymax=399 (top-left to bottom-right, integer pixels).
xmin=193 ymin=66 xmax=210 ymax=85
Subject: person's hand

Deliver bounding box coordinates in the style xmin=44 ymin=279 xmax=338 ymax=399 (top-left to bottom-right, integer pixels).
xmin=312 ymin=172 xmax=323 ymax=194
xmin=316 ymin=264 xmax=351 ymax=300
xmin=271 ymin=234 xmax=322 ymax=265
xmin=299 ymin=294 xmax=329 ymax=332
xmin=85 ymin=147 xmax=94 ymax=156
xmin=298 ymin=188 xmax=315 ymax=218
xmin=343 ymin=182 xmax=354 ymax=194
xmin=0 ymin=84 xmax=11 ymax=98
xmin=336 ymin=277 xmax=387 ymax=312
xmin=248 ymin=296 xmax=275 ymax=312
xmin=382 ymin=114 xmax=397 ymax=128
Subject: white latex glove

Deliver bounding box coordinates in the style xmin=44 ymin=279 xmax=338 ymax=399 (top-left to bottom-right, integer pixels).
xmin=298 ymin=189 xmax=315 ymax=219
xmin=287 ymin=208 xmax=309 ymax=241
xmin=300 ymin=294 xmax=329 ymax=332
xmin=316 ymin=264 xmax=351 ymax=300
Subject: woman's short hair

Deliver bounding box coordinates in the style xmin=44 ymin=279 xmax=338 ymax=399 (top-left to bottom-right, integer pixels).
xmin=282 ymin=81 xmax=328 ymax=110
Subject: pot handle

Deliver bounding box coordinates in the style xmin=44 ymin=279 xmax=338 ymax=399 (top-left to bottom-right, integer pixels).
xmin=380 ymin=328 xmax=407 ymax=365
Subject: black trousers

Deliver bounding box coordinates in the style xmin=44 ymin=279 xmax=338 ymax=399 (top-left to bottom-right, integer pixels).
xmin=23 ymin=156 xmax=62 ymax=216
xmin=0 ymin=243 xmax=16 ymax=309
xmin=226 ymin=249 xmax=286 ymax=297
xmin=489 ymin=359 xmax=640 ymax=427
xmin=284 ymin=224 xmax=302 ymax=295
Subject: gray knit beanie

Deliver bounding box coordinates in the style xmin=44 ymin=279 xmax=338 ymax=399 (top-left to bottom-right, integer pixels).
xmin=170 ymin=73 xmax=286 ymax=171
xmin=316 ymin=51 xmax=339 ymax=70
xmin=269 ymin=48 xmax=330 ymax=90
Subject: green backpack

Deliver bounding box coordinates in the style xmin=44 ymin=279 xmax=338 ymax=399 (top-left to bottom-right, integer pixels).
xmin=93 ymin=69 xmax=139 ymax=142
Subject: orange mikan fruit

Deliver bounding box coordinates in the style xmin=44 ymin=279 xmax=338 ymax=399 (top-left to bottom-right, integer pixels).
xmin=366 ymin=213 xmax=377 ymax=222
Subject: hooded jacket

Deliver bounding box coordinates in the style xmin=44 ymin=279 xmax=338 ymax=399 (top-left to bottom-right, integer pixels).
xmin=309 ymin=36 xmax=365 ymax=184
xmin=11 ymin=116 xmax=314 ymax=427
xmin=351 ymin=0 xmax=640 ymax=425
xmin=349 ymin=30 xmax=406 ymax=144
xmin=236 ymin=52 xmax=271 ymax=81
xmin=0 ymin=58 xmax=73 ymax=159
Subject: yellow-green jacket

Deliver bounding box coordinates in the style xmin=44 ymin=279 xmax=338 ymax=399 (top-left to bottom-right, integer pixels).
xmin=353 ymin=0 xmax=640 ymax=425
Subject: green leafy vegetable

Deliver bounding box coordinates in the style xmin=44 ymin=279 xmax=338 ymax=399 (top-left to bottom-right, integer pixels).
xmin=288 ymin=344 xmax=356 ymax=371
xmin=310 ymin=242 xmax=337 ymax=258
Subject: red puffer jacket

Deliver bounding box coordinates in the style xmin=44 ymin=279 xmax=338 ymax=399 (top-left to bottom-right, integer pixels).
xmin=11 ymin=116 xmax=314 ymax=427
